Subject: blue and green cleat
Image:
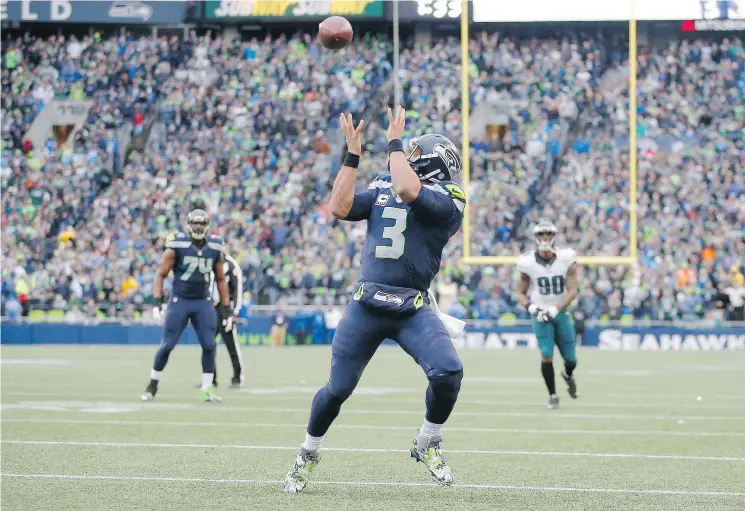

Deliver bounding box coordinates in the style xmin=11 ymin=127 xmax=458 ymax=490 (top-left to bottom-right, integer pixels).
xmin=200 ymin=385 xmax=222 ymax=403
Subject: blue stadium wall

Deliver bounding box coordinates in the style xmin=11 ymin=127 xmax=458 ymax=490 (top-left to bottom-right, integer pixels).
xmin=1 ymin=318 xmax=744 ymax=351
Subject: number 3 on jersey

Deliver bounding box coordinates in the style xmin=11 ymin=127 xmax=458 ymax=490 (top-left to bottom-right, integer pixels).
xmin=375 ymin=207 xmax=407 ymax=259
xmin=537 ymin=276 xmax=564 ymax=295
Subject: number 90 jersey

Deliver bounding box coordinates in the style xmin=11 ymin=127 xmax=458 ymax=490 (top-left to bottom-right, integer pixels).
xmin=344 ymin=174 xmax=466 ymax=292
xmin=165 ymin=232 xmax=224 ymax=300
xmin=516 ymin=248 xmax=577 ymax=309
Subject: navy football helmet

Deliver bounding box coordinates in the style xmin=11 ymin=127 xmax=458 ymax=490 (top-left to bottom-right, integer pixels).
xmin=186 ymin=209 xmax=210 ymax=241
xmin=406 ymin=134 xmax=462 ymax=182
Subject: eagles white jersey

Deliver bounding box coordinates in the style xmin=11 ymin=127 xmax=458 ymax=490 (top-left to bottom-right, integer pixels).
xmin=516 ymin=248 xmax=577 ymax=309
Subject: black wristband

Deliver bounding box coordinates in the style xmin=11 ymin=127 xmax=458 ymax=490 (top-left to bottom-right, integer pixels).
xmin=155 ymin=296 xmax=164 ymax=308
xmin=388 ymin=139 xmax=404 ymax=155
xmin=343 ymin=152 xmax=360 ymax=168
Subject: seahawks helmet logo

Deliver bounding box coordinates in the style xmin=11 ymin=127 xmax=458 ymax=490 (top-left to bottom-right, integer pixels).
xmin=434 ymin=144 xmax=461 ymax=175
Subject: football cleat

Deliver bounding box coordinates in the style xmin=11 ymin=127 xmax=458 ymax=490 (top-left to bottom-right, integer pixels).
xmin=561 ymin=371 xmax=578 ymax=399
xmin=200 ymin=385 xmax=222 ymax=403
xmin=548 ymin=394 xmax=560 ymax=409
xmin=283 ymin=447 xmax=321 ymax=494
xmin=229 ymin=377 xmax=244 ymax=389
xmin=140 ymin=382 xmax=158 ymax=401
xmin=410 ymin=435 xmax=453 ymax=486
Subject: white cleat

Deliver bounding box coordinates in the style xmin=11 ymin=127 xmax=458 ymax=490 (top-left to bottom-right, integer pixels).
xmin=548 ymin=394 xmax=559 ymax=409
xmin=283 ymin=448 xmax=321 ymax=494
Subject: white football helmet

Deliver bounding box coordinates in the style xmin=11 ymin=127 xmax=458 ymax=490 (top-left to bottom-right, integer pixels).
xmin=533 ymin=221 xmax=557 ymax=254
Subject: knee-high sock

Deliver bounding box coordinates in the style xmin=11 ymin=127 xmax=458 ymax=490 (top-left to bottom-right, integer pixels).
xmin=564 ymin=359 xmax=577 ymax=377
xmin=542 ymin=361 xmax=556 ymax=395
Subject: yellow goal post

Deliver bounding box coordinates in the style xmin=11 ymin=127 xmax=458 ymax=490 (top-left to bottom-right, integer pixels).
xmin=460 ymin=0 xmax=638 ymax=267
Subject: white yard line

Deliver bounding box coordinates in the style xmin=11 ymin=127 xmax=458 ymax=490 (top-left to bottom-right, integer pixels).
xmin=1 ymin=392 xmax=739 ymax=410
xmin=3 ymin=440 xmax=744 ymax=462
xmin=3 ymin=418 xmax=744 ymax=438
xmin=2 ymin=473 xmax=744 ymax=497
xmin=2 ymin=402 xmax=743 ymax=420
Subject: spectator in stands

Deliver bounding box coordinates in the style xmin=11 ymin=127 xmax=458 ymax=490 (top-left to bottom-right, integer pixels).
xmin=2 ymin=30 xmax=742 ymax=325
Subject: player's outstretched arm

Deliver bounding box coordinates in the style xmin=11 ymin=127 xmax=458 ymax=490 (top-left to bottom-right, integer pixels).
xmin=557 ymin=264 xmax=579 ymax=313
xmin=329 ymin=113 xmax=365 ymax=219
xmin=387 ymin=106 xmax=421 ymax=203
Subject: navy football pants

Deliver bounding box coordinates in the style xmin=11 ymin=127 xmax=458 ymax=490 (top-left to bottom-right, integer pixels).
xmin=307 ymin=301 xmax=463 ymax=437
xmin=152 ymin=298 xmax=218 ymax=374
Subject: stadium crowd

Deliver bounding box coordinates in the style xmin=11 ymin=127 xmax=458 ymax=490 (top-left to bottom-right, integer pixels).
xmin=2 ymin=30 xmax=744 ymax=323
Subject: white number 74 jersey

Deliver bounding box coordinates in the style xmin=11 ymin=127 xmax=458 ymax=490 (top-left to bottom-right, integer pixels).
xmin=516 ymin=248 xmax=577 ymax=309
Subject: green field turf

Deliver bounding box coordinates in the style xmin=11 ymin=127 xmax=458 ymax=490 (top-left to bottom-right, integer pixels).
xmin=1 ymin=345 xmax=744 ymax=510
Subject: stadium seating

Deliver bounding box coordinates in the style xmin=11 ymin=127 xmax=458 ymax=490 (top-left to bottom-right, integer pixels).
xmin=2 ymin=31 xmax=743 ymax=322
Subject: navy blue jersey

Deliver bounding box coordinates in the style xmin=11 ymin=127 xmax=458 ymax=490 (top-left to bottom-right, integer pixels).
xmin=165 ymin=232 xmax=224 ymax=300
xmin=343 ymin=175 xmax=465 ymax=292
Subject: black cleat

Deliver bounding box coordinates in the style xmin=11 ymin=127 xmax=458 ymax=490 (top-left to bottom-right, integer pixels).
xmin=141 ymin=381 xmax=158 ymax=401
xmin=229 ymin=377 xmax=244 ymax=389
xmin=562 ymin=371 xmax=578 ymax=399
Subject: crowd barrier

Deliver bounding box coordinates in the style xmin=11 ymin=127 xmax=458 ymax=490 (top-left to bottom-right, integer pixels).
xmin=2 ymin=316 xmax=743 ymax=351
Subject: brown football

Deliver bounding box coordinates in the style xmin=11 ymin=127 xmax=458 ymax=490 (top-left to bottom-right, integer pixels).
xmin=318 ymin=16 xmax=353 ymax=50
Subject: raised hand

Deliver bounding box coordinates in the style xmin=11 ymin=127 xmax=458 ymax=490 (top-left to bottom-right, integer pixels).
xmin=340 ymin=113 xmax=364 ymax=155
xmin=386 ymin=106 xmax=406 ymax=142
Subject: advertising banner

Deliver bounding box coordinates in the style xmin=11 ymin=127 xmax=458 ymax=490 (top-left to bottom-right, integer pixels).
xmin=591 ymin=326 xmax=745 ymax=351
xmin=2 ymin=318 xmax=743 ymax=350
xmin=205 ymin=0 xmax=383 ymax=20
xmin=1 ymin=0 xmax=187 ymax=24
xmin=472 ymin=0 xmax=745 ymax=24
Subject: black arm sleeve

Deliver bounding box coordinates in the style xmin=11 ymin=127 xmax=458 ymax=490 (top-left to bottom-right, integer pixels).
xmin=342 ymin=191 xmax=376 ymax=221
xmin=409 ymin=186 xmax=462 ymax=224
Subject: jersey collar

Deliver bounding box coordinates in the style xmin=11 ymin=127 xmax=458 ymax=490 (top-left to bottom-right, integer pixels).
xmin=534 ymin=251 xmax=556 ymax=267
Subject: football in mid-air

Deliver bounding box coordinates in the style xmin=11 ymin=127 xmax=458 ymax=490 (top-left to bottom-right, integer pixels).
xmin=318 ymin=16 xmax=353 ymax=50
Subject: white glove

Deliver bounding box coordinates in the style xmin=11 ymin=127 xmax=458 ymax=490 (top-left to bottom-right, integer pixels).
xmin=223 ymin=315 xmax=234 ymax=332
xmin=152 ymin=306 xmax=162 ymax=322
xmin=528 ymin=304 xmax=540 ymax=316
xmin=545 ymin=306 xmax=559 ymax=320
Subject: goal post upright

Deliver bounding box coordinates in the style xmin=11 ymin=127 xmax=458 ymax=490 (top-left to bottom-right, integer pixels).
xmin=461 ymin=0 xmax=472 ymax=260
xmin=628 ymin=11 xmax=639 ymax=263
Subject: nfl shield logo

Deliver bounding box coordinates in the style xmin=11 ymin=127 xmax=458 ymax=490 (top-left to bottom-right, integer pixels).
xmin=376 ymin=194 xmax=390 ymax=206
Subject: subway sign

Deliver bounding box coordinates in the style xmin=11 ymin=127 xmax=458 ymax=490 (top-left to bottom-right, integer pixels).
xmin=205 ymin=0 xmax=383 ymax=20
